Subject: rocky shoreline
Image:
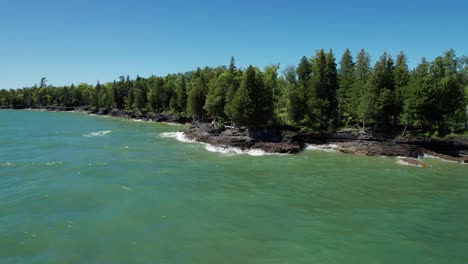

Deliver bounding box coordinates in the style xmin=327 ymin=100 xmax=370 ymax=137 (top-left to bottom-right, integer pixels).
xmin=4 ymin=107 xmax=468 ymax=163
xmin=184 ymin=122 xmax=468 ymax=164
xmin=14 ymin=106 xmax=192 ymax=124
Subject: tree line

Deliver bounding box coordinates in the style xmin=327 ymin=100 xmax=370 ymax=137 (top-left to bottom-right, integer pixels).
xmin=1 ymin=49 xmax=467 ymax=136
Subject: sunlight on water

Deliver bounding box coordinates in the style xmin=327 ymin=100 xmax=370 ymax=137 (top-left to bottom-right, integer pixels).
xmin=1 ymin=110 xmax=467 ymax=264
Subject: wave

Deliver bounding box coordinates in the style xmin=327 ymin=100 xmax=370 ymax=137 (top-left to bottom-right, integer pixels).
xmin=83 ymin=130 xmax=112 ymax=137
xmin=35 ymin=161 xmax=64 ymax=166
xmin=421 ymin=154 xmax=465 ymax=164
xmin=204 ymin=145 xmax=267 ymax=156
xmin=305 ymin=144 xmax=338 ymax=152
xmin=160 ymin=132 xmax=284 ymax=156
xmin=396 ymin=157 xmax=430 ymax=167
xmin=0 ymin=162 xmax=16 ymax=167
xmin=159 ymin=132 xmax=196 ymax=143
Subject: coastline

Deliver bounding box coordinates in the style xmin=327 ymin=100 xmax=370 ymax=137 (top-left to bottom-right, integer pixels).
xmin=183 ymin=122 xmax=468 ymax=164
xmin=3 ymin=107 xmax=467 ymax=164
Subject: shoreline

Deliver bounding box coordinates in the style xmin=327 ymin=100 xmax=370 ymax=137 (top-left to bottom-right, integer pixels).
xmin=3 ymin=107 xmax=467 ymax=164
xmin=183 ymin=122 xmax=468 ymax=164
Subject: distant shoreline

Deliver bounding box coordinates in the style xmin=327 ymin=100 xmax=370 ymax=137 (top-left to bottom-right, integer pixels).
xmin=3 ymin=107 xmax=467 ymax=165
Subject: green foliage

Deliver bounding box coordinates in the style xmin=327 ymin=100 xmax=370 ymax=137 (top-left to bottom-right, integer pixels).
xmin=288 ymin=56 xmax=312 ymax=125
xmin=230 ymin=66 xmax=273 ymax=127
xmin=204 ymin=72 xmax=234 ymax=119
xmin=307 ymin=49 xmax=339 ymax=131
xmin=187 ymin=70 xmax=207 ymax=119
xmin=353 ymin=49 xmax=372 ymax=128
xmin=0 ymin=50 xmax=466 ymax=136
xmin=337 ymin=49 xmax=355 ymax=126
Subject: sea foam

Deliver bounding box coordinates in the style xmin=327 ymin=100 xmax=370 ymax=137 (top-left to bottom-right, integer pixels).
xmin=0 ymin=162 xmax=16 ymax=167
xmin=305 ymin=144 xmax=338 ymax=152
xmin=159 ymin=132 xmax=281 ymax=156
xmin=83 ymin=130 xmax=112 ymax=137
xmin=422 ymin=154 xmax=465 ymax=164
xmin=159 ymin=132 xmax=196 ymax=143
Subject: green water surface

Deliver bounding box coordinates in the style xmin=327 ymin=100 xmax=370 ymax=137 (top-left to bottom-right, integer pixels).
xmin=1 ymin=110 xmax=467 ymax=263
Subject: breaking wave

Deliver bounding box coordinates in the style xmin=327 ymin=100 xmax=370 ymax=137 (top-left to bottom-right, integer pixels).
xmin=396 ymin=157 xmax=428 ymax=167
xmin=305 ymin=144 xmax=338 ymax=152
xmin=83 ymin=130 xmax=112 ymax=137
xmin=422 ymin=154 xmax=465 ymax=164
xmin=159 ymin=132 xmax=196 ymax=143
xmin=204 ymin=145 xmax=272 ymax=156
xmin=160 ymin=132 xmax=282 ymax=156
xmin=1 ymin=162 xmax=16 ymax=167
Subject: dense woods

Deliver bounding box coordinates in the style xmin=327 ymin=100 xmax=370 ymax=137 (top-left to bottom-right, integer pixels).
xmin=1 ymin=50 xmax=467 ymax=136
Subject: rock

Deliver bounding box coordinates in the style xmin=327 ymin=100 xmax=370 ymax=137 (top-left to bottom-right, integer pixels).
xmin=98 ymin=108 xmax=109 ymax=115
xmin=184 ymin=123 xmax=303 ymax=154
xmin=183 ymin=123 xmax=468 ymax=161
xmin=151 ymin=113 xmax=191 ymax=124
xmin=333 ymin=141 xmax=425 ymax=158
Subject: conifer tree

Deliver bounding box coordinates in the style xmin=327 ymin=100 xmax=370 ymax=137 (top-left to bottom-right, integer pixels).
xmin=337 ymin=49 xmax=355 ymax=125
xmin=231 ymin=66 xmax=273 ymax=127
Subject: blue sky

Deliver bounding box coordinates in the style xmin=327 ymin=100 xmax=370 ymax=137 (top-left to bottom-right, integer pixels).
xmin=1 ymin=0 xmax=467 ymax=88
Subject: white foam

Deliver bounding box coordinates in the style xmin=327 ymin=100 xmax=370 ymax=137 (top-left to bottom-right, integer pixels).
xmin=422 ymin=154 xmax=464 ymax=164
xmin=0 ymin=162 xmax=16 ymax=167
xmin=396 ymin=157 xmax=432 ymax=167
xmin=83 ymin=130 xmax=112 ymax=137
xmin=159 ymin=132 xmax=196 ymax=143
xmin=305 ymin=144 xmax=338 ymax=152
xmin=204 ymin=144 xmax=277 ymax=156
xmin=397 ymin=159 xmax=423 ymax=167
xmin=160 ymin=132 xmax=284 ymax=156
xmin=36 ymin=161 xmax=63 ymax=166
xmin=162 ymin=122 xmax=184 ymax=126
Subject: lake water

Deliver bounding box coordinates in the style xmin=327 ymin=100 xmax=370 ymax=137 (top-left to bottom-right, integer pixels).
xmin=1 ymin=110 xmax=467 ymax=263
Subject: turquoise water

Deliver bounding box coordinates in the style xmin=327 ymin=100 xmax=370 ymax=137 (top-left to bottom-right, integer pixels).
xmin=1 ymin=110 xmax=467 ymax=264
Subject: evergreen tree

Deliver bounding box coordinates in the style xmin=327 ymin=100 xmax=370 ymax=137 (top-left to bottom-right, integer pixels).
xmin=148 ymin=77 xmax=165 ymax=112
xmin=223 ymin=72 xmax=241 ymax=119
xmin=205 ymin=72 xmax=235 ymax=120
xmin=132 ymin=76 xmax=148 ymax=111
xmin=402 ymin=58 xmax=431 ymax=131
xmin=229 ymin=56 xmax=236 ymax=73
xmin=231 ymin=66 xmax=273 ymax=127
xmin=187 ymin=77 xmax=207 ymax=120
xmin=307 ymin=49 xmax=338 ymax=130
xmin=392 ymin=52 xmax=409 ymax=126
xmin=176 ymin=75 xmax=188 ymax=113
xmin=290 ymin=56 xmax=312 ymax=124
xmin=337 ymin=49 xmax=355 ymax=125
xmin=364 ymin=52 xmax=396 ymax=129
xmin=94 ymin=81 xmax=102 ymax=109
xmin=354 ymin=49 xmax=372 ymax=129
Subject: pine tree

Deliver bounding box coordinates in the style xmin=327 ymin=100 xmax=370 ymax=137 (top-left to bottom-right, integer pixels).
xmin=177 ymin=75 xmax=188 ymax=113
xmin=290 ymin=56 xmax=312 ymax=124
xmin=229 ymin=56 xmax=236 ymax=73
xmin=392 ymin=52 xmax=409 ymax=126
xmin=354 ymin=49 xmax=372 ymax=129
xmin=148 ymin=77 xmax=165 ymax=112
xmin=365 ymin=52 xmax=395 ymax=130
xmin=337 ymin=49 xmax=355 ymax=126
xmin=187 ymin=70 xmax=207 ymax=120
xmin=231 ymin=66 xmax=273 ymax=127
xmin=132 ymin=76 xmax=148 ymax=112
xmin=307 ymin=49 xmax=338 ymax=130
xmin=94 ymin=81 xmax=102 ymax=109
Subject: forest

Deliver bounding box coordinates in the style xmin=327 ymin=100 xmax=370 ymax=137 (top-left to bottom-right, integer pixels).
xmin=1 ymin=49 xmax=467 ymax=136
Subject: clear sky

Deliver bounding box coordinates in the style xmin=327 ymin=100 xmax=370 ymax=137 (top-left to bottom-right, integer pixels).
xmin=1 ymin=0 xmax=467 ymax=89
